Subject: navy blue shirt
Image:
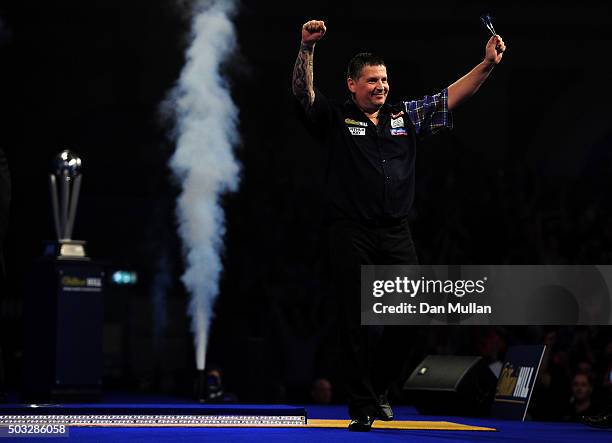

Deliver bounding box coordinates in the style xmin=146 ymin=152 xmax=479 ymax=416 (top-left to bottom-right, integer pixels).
xmin=308 ymin=88 xmax=453 ymax=223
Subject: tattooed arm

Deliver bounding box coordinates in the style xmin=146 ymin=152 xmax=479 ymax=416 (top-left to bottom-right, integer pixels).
xmin=292 ymin=20 xmax=326 ymax=111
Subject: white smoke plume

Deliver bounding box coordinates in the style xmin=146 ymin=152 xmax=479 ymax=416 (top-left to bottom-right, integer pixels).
xmin=165 ymin=0 xmax=240 ymax=371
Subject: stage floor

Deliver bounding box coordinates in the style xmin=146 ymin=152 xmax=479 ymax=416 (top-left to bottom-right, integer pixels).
xmin=0 ymin=396 xmax=608 ymax=442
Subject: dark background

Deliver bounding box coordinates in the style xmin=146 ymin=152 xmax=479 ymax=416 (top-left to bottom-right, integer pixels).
xmin=0 ymin=0 xmax=611 ymax=415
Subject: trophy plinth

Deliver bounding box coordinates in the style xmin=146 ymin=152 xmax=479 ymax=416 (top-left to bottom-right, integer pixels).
xmin=23 ymin=149 xmax=103 ymax=402
xmin=44 ymin=239 xmax=88 ymax=260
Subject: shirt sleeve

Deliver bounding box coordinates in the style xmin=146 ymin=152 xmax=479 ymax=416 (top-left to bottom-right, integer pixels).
xmin=403 ymin=88 xmax=453 ymax=139
xmin=295 ymin=87 xmax=334 ymax=140
xmin=308 ymin=87 xmax=334 ymax=129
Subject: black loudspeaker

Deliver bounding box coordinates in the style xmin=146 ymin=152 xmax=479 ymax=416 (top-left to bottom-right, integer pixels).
xmin=403 ymin=355 xmax=497 ymax=417
xmin=23 ymin=258 xmax=104 ymax=402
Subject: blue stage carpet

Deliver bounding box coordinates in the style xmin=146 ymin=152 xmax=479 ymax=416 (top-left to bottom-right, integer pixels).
xmin=3 ymin=402 xmax=609 ymax=442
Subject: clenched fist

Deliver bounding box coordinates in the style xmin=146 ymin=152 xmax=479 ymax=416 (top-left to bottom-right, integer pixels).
xmin=301 ymin=20 xmax=326 ymax=47
xmin=485 ymin=35 xmax=506 ymax=65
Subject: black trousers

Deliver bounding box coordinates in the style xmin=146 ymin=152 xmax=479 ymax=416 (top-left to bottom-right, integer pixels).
xmin=328 ymin=218 xmax=418 ymax=418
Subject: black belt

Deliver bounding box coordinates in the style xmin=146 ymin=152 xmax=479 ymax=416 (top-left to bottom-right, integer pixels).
xmin=360 ymin=216 xmax=408 ymax=228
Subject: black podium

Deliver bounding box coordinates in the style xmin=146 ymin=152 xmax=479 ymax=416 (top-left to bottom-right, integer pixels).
xmin=23 ymin=258 xmax=104 ymax=402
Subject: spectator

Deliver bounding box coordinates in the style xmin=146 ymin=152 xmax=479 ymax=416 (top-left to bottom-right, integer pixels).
xmin=602 ymin=341 xmax=612 ymax=396
xmin=531 ymin=328 xmax=571 ymax=421
xmin=310 ymin=377 xmax=333 ymax=404
xmin=477 ymin=327 xmax=506 ymax=378
xmin=563 ymin=373 xmax=597 ymax=422
xmin=199 ymin=365 xmax=238 ymax=403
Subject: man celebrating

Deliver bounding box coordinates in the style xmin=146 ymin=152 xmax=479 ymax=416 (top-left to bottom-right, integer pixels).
xmin=292 ymin=20 xmax=505 ymax=431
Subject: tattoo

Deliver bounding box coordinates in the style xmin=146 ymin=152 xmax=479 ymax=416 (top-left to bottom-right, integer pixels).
xmin=292 ymin=43 xmax=315 ymax=112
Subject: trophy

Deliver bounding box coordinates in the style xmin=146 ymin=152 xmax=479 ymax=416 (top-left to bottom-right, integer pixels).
xmin=45 ymin=150 xmax=87 ymax=259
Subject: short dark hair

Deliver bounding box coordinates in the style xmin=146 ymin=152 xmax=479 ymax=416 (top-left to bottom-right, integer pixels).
xmin=347 ymin=53 xmax=386 ymax=80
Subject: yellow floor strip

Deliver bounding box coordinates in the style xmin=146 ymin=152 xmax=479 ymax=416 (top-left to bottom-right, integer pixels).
xmin=67 ymin=420 xmax=495 ymax=431
xmin=306 ymin=419 xmax=496 ymax=431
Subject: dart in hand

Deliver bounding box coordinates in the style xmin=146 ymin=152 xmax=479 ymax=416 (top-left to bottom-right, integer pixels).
xmin=480 ymin=13 xmax=497 ymax=36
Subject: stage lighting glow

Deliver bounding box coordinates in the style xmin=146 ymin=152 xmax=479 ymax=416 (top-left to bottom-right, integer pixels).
xmin=111 ymin=270 xmax=138 ymax=286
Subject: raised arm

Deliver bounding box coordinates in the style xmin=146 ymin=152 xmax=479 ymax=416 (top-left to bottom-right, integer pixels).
xmin=447 ymin=35 xmax=506 ymax=110
xmin=292 ymin=20 xmax=326 ymax=111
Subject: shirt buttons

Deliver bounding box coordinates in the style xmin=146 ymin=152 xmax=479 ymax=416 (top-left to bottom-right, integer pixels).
xmin=382 ymin=159 xmax=386 ymax=163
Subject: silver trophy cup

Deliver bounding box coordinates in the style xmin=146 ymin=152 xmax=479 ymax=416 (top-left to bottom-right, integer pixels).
xmin=47 ymin=150 xmax=87 ymax=259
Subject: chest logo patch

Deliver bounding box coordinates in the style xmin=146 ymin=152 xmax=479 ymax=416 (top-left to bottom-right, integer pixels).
xmin=391 ymin=128 xmax=408 ymax=136
xmin=349 ymin=126 xmax=366 ymax=136
xmin=391 ymin=110 xmax=405 ymax=119
xmin=391 ymin=117 xmax=404 ymax=128
xmin=345 ymin=118 xmax=368 ymax=127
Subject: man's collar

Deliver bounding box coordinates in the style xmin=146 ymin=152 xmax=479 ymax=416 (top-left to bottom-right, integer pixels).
xmin=344 ymin=97 xmax=389 ymax=116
